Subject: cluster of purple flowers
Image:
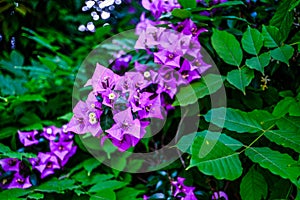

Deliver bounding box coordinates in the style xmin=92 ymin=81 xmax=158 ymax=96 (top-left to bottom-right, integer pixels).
xmin=0 ymin=125 xmax=76 ymax=189
xmin=68 ymin=0 xmax=212 ymax=152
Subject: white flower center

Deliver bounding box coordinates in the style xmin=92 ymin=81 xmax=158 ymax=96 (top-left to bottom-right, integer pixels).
xmin=144 ymin=71 xmax=151 ymax=78
xmin=89 ymin=117 xmax=97 ymax=125
xmin=46 ymin=128 xmax=52 ymax=135
xmin=88 ymin=112 xmax=96 ymax=119
xmin=108 ymin=93 xmax=116 ymax=100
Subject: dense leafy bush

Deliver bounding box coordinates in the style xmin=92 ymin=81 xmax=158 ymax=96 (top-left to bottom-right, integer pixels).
xmin=0 ymin=0 xmax=300 ymax=199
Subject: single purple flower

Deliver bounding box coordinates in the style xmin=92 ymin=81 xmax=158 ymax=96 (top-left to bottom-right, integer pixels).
xmin=85 ymin=63 xmax=120 ymax=93
xmin=171 ymin=177 xmax=197 ymax=200
xmin=106 ymin=108 xmax=142 ymax=140
xmin=67 ymin=100 xmax=103 ymax=137
xmin=59 ymin=125 xmax=74 ymax=141
xmin=0 ymin=158 xmax=20 ymax=171
xmin=31 ymin=152 xmax=60 ymax=179
xmin=7 ymin=173 xmax=31 ymax=189
xmin=108 ymin=134 xmax=140 ymax=152
xmin=61 ymin=146 xmax=77 ymax=167
xmin=112 ymin=55 xmax=132 ymax=72
xmin=18 ymin=130 xmax=39 ymax=146
xmin=176 ymin=19 xmax=207 ymax=38
xmin=179 ymin=60 xmax=201 ymax=83
xmin=154 ymin=50 xmax=181 ymax=69
xmin=212 ymin=191 xmax=228 ymax=200
xmin=42 ymin=126 xmax=61 ymax=141
xmin=138 ymin=95 xmax=165 ymax=119
xmin=50 ymin=140 xmax=74 ymax=161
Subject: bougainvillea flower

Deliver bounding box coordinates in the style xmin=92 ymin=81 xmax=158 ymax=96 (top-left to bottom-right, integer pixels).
xmin=67 ymin=101 xmax=103 ymax=137
xmin=171 ymin=177 xmax=197 ymax=200
xmin=7 ymin=173 xmax=31 ymax=189
xmin=176 ymin=19 xmax=207 ymax=38
xmin=112 ymin=54 xmax=132 ymax=72
xmin=212 ymin=191 xmax=228 ymax=200
xmin=179 ymin=60 xmax=201 ymax=83
xmin=154 ymin=50 xmax=181 ymax=69
xmin=109 ymin=134 xmax=140 ymax=152
xmin=50 ymin=140 xmax=74 ymax=161
xmin=18 ymin=130 xmax=39 ymax=146
xmin=31 ymin=152 xmax=60 ymax=179
xmin=85 ymin=63 xmax=120 ymax=93
xmin=42 ymin=126 xmax=61 ymax=141
xmin=138 ymin=95 xmax=165 ymax=119
xmin=0 ymin=158 xmax=20 ymax=171
xmin=59 ymin=125 xmax=75 ymax=141
xmin=142 ymin=0 xmax=180 ymax=18
xmin=106 ymin=108 xmax=142 ymax=140
xmin=61 ymin=146 xmax=77 ymax=167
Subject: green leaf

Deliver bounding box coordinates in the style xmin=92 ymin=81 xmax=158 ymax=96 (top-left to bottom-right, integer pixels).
xmin=0 ymin=127 xmax=17 ymax=140
xmin=240 ymin=167 xmax=268 ymax=200
xmin=210 ymin=1 xmax=245 ymax=9
xmin=173 ymin=74 xmax=224 ymax=106
xmin=57 ymin=112 xmax=73 ymax=121
xmin=211 ymin=29 xmax=243 ymax=67
xmin=88 ymin=180 xmax=128 ymax=193
xmin=289 ymin=101 xmax=300 ymax=116
xmin=35 ymin=178 xmax=78 ymax=193
xmin=270 ymin=44 xmax=294 ymax=66
xmin=90 ymin=190 xmax=116 ymax=200
xmin=245 ymin=147 xmax=300 ymax=187
xmin=0 ymin=188 xmax=31 ymax=199
xmin=204 ymin=107 xmax=263 ymax=133
xmin=28 ymin=193 xmax=44 ymax=200
xmin=0 ymin=143 xmax=36 ymax=159
xmin=189 ymin=134 xmax=243 ymax=180
xmin=264 ymin=130 xmax=300 ymax=153
xmin=245 ymin=52 xmax=270 ymax=74
xmin=226 ymin=67 xmax=254 ymax=94
xmin=83 ymin=158 xmax=101 ymax=176
xmin=269 ymin=179 xmax=293 ymax=200
xmin=116 ymin=187 xmax=145 ymax=200
xmin=242 ymin=26 xmax=264 ymax=55
xmin=276 ymin=116 xmax=300 ymax=132
xmin=10 ymin=50 xmax=24 ymax=66
xmin=178 ymin=0 xmax=196 ymax=8
xmin=262 ymin=25 xmax=281 ymax=48
xmin=171 ymin=8 xmax=191 ymax=19
xmin=289 ymin=0 xmax=300 ymax=11
xmin=270 ymin=0 xmax=294 ymax=41
xmin=176 ymin=131 xmax=243 ymax=154
xmin=272 ymin=97 xmax=296 ymax=117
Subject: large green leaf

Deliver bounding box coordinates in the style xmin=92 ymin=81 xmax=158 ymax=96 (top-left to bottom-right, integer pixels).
xmin=272 ymin=97 xmax=296 ymax=117
xmin=204 ymin=107 xmax=263 ymax=133
xmin=178 ymin=0 xmax=197 ymax=8
xmin=245 ymin=52 xmax=270 ymax=74
xmin=88 ymin=180 xmax=128 ymax=193
xmin=242 ymin=26 xmax=264 ymax=55
xmin=245 ymin=147 xmax=300 ymax=187
xmin=226 ymin=67 xmax=254 ymax=94
xmin=270 ymin=0 xmax=294 ymax=41
xmin=264 ymin=130 xmax=300 ymax=153
xmin=176 ymin=131 xmax=243 ymax=154
xmin=262 ymin=25 xmax=281 ymax=48
xmin=270 ymin=44 xmax=294 ymax=66
xmin=211 ymin=29 xmax=243 ymax=67
xmin=173 ymin=74 xmax=224 ymax=106
xmin=171 ymin=8 xmax=191 ymax=19
xmin=90 ymin=190 xmax=116 ymax=200
xmin=189 ymin=134 xmax=242 ymax=180
xmin=240 ymin=167 xmax=268 ymax=200
xmin=35 ymin=178 xmax=79 ymax=193
xmin=276 ymin=116 xmax=300 ymax=132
